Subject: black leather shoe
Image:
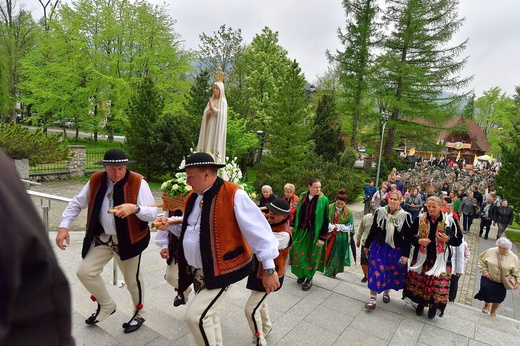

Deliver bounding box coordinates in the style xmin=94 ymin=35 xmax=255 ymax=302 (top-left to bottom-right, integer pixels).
xmin=302 ymin=278 xmax=313 ymax=291
xmin=173 ymin=294 xmax=186 ymax=307
xmin=297 ymin=277 xmax=306 ymax=284
xmin=123 ymin=313 xmax=145 ymax=333
xmin=415 ymin=304 xmax=425 ymax=316
xmin=361 ymin=277 xmax=368 ymax=283
xmin=85 ymin=303 xmax=116 ymax=324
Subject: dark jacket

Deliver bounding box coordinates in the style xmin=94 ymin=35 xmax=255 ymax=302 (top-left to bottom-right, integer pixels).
xmin=494 ymin=206 xmax=514 ymax=225
xmin=0 ymin=150 xmax=74 ymax=345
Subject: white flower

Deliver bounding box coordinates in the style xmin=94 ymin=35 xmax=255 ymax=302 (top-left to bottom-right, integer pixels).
xmin=161 ymin=181 xmax=168 ymax=189
xmin=185 ymin=185 xmax=192 ymax=191
xmin=172 ymin=184 xmax=179 ymax=190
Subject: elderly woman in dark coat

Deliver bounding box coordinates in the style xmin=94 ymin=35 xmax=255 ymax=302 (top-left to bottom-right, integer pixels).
xmin=474 ymin=237 xmax=520 ymax=318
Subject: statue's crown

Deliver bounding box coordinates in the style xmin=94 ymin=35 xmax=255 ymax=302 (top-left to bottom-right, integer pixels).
xmin=213 ymin=66 xmax=225 ymax=82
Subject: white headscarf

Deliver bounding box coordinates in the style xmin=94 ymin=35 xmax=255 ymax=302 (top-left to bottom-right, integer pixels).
xmin=375 ymin=206 xmax=410 ymax=249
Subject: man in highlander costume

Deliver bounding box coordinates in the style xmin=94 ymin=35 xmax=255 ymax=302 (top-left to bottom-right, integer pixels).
xmin=56 ymin=149 xmax=158 ymax=333
xmin=174 ymin=152 xmax=280 ymax=346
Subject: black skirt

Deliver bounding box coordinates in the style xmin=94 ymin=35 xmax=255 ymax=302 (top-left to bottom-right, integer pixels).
xmin=474 ymin=276 xmax=506 ymax=303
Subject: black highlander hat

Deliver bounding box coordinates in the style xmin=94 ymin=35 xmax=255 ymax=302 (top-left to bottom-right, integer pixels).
xmin=94 ymin=148 xmax=136 ymax=166
xmin=266 ymin=198 xmax=291 ymax=216
xmin=177 ymin=152 xmax=226 ymax=172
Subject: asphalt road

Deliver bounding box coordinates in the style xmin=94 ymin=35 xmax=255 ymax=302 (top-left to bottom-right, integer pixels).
xmin=26 ymin=126 xmax=125 ymax=142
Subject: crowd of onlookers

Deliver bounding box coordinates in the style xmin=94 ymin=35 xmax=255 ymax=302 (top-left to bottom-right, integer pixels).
xmin=363 ymin=165 xmax=512 ymax=238
xmin=359 ymin=165 xmax=518 ymax=320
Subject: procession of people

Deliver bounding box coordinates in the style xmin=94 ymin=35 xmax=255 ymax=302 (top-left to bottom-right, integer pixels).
xmin=4 ymin=70 xmax=518 ymax=345
xmin=45 ymin=143 xmax=515 ymax=344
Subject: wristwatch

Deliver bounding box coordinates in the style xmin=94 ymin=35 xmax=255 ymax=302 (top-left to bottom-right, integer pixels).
xmin=135 ymin=205 xmax=141 ymax=214
xmin=263 ymin=268 xmax=276 ymax=275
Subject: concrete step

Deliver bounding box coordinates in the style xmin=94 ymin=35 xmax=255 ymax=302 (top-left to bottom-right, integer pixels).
xmin=53 ymin=231 xmax=520 ymax=346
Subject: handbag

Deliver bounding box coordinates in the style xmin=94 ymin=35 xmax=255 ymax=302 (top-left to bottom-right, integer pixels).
xmin=496 ymin=251 xmax=518 ymax=290
xmin=503 ymin=275 xmax=517 ymax=290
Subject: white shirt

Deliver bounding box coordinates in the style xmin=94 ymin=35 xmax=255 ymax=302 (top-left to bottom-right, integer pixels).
xmin=59 ymin=177 xmax=158 ymax=233
xmin=182 ymin=188 xmax=279 ymax=270
xmin=356 ymin=213 xmax=374 ymax=246
xmin=274 ymin=230 xmax=291 ymax=250
xmin=154 ymin=211 xmax=182 ymax=249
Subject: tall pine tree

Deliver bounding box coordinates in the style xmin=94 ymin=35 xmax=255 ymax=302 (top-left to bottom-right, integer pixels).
xmin=332 ymin=0 xmax=381 ymax=148
xmin=310 ymin=94 xmax=344 ymax=162
xmin=374 ymin=0 xmax=471 ymax=156
xmin=125 ymin=74 xmax=164 ymax=180
xmin=257 ymin=59 xmax=311 ymax=192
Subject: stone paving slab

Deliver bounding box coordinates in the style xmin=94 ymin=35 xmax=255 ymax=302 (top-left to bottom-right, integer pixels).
xmin=48 ymin=230 xmax=520 ymax=346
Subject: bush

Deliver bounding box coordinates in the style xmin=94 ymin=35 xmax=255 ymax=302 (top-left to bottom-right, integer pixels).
xmin=0 ymin=122 xmax=69 ymax=164
xmin=299 ymin=158 xmax=365 ymax=202
xmin=339 ymin=146 xmax=357 ymax=169
xmin=255 ymin=155 xmax=364 ymax=202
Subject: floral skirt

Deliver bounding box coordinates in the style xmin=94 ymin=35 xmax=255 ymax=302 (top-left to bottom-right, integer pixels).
xmin=367 ymin=242 xmax=407 ymax=294
xmin=290 ymin=228 xmax=324 ymax=280
xmin=403 ymin=257 xmax=452 ymax=311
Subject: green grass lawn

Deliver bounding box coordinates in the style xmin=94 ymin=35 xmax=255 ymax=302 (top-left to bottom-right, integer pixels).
xmin=66 ymin=137 xmax=124 ymax=150
xmin=505 ymin=229 xmax=520 ymax=243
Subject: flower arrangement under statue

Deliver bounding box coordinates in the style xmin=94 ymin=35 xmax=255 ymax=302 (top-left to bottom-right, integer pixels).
xmin=160 ymin=173 xmax=192 ymax=214
xmin=160 ymin=154 xmax=256 ymax=213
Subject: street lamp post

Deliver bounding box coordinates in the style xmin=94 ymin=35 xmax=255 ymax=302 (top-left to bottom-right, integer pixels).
xmin=375 ymin=112 xmax=389 ymax=190
xmin=256 ymin=130 xmax=264 ymax=164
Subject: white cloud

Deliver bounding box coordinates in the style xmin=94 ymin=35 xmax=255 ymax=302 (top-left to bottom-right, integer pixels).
xmin=22 ymin=0 xmax=520 ymax=96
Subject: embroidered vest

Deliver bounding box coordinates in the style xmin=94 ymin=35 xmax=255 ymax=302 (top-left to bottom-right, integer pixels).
xmin=82 ymin=170 xmax=150 ymax=260
xmin=178 ymin=178 xmax=254 ymax=290
xmin=246 ymin=219 xmax=293 ymax=292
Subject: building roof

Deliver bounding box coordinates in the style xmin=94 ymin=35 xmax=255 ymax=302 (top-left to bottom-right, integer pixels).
xmin=439 ymin=116 xmax=491 ymax=152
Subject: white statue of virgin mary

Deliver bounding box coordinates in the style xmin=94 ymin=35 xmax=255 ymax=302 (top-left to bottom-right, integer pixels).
xmin=196 ymin=79 xmax=228 ymax=164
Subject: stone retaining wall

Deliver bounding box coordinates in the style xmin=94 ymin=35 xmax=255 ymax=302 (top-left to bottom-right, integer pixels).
xmin=28 ymin=145 xmax=93 ymax=181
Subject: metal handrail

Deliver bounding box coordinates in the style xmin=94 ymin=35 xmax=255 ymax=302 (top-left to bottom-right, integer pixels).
xmin=26 ymin=189 xmax=124 ymax=287
xmin=26 ymin=190 xmax=72 ymax=232
xmin=21 ymin=179 xmax=41 ymax=186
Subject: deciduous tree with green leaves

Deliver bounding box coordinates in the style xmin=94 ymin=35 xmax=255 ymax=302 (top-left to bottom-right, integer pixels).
xmin=474 ymin=87 xmax=514 ymax=135
xmin=232 ymin=27 xmax=288 ymax=133
xmin=474 ymin=87 xmax=516 ymax=156
xmin=20 ymin=0 xmax=191 ymax=142
xmin=198 ymin=24 xmax=244 ymax=78
xmin=495 ymin=124 xmax=520 ymax=223
xmin=0 ymin=1 xmax=38 ymax=122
